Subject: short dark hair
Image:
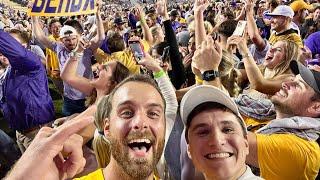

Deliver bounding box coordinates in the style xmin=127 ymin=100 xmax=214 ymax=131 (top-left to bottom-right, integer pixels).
xmin=108 ymin=33 xmax=125 ymax=53
xmin=9 ymin=29 xmax=31 ymax=44
xmin=49 ymin=18 xmax=61 ymax=28
xmin=185 ymin=102 xmax=246 ymax=143
xmin=112 ymin=61 xmax=130 ymax=84
xmin=218 ymin=19 xmax=238 ymax=38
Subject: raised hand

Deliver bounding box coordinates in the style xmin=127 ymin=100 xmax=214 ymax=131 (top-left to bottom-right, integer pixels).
xmin=192 ymin=35 xmax=222 ymax=73
xmin=6 ymin=117 xmax=94 ymax=180
xmin=183 ymin=53 xmax=194 ymax=68
xmin=245 ymin=0 xmax=254 ymax=15
xmin=96 ymin=0 xmax=102 ymax=13
xmin=156 ymin=0 xmax=168 ymax=17
xmin=135 ymin=4 xmax=145 ymax=20
xmin=194 ymin=0 xmax=210 ymax=14
xmin=138 ymin=53 xmax=163 ymax=73
xmin=227 ymin=35 xmax=249 ymax=56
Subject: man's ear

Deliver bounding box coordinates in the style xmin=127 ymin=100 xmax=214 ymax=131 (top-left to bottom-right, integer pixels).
xmin=244 ymin=135 xmax=250 ymax=156
xmin=104 ymin=118 xmax=110 ymax=137
xmin=187 ymin=144 xmax=192 ymax=160
xmin=308 ymin=101 xmax=320 ymax=116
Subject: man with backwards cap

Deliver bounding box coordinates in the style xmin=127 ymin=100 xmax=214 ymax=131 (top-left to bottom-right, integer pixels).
xmin=265 ymin=5 xmax=303 ymax=47
xmin=180 ymin=60 xmax=320 ymax=179
xmin=31 ymin=2 xmax=105 ymax=116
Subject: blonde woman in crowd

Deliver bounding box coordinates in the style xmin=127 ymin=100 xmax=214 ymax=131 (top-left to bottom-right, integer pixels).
xmin=230 ymin=37 xmax=299 ymax=98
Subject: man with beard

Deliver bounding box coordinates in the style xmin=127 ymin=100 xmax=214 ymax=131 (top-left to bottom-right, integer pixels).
xmin=5 ymin=75 xmax=166 ymax=180
xmin=290 ymin=0 xmax=313 ymax=39
xmin=245 ymin=60 xmax=320 ymax=179
xmin=266 ymin=5 xmax=303 ymax=47
xmin=78 ymin=74 xmax=166 ymax=180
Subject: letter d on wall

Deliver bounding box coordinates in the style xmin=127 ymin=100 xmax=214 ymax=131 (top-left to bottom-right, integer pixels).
xmin=32 ymin=0 xmax=46 ymax=13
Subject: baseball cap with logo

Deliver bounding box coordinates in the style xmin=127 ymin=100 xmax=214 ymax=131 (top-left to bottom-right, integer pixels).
xmin=265 ymin=5 xmax=294 ymax=18
xmin=59 ymin=25 xmax=78 ymax=38
xmin=290 ymin=0 xmax=313 ymax=12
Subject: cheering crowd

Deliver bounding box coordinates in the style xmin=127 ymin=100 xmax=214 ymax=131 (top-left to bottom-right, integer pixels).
xmin=0 ymin=0 xmax=320 ymax=179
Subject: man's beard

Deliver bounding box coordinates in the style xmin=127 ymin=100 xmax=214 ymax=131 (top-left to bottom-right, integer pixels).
xmin=109 ymin=130 xmax=165 ymax=179
xmin=271 ymin=97 xmax=294 ymax=116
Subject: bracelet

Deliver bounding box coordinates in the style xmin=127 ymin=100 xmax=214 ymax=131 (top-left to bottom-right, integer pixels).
xmin=241 ymin=52 xmax=252 ymax=59
xmin=140 ymin=17 xmax=146 ymax=25
xmin=153 ymin=70 xmax=165 ymax=78
xmin=70 ymin=51 xmax=84 ymax=59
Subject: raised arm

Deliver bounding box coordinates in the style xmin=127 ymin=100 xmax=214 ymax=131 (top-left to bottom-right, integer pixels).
xmin=157 ymin=0 xmax=186 ymax=89
xmin=89 ymin=0 xmax=105 ymax=51
xmin=31 ymin=16 xmax=55 ymax=50
xmin=0 ymin=31 xmax=41 ymax=71
xmin=136 ymin=5 xmax=153 ymax=45
xmin=61 ymin=40 xmax=94 ymax=96
xmin=194 ymin=0 xmax=210 ymax=47
xmin=192 ymin=36 xmax=224 ymax=90
xmin=246 ymin=0 xmax=266 ymax=51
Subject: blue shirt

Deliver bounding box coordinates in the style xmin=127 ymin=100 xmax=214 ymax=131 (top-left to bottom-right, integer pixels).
xmin=0 ymin=30 xmax=55 ymax=131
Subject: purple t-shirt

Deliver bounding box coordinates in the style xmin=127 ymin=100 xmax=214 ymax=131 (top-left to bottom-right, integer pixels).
xmin=304 ymin=31 xmax=320 ymax=58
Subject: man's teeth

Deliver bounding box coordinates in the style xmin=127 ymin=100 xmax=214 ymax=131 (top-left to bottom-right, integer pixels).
xmin=207 ymin=153 xmax=230 ymax=159
xmin=129 ymin=138 xmax=151 ymax=144
xmin=279 ymin=90 xmax=287 ymax=97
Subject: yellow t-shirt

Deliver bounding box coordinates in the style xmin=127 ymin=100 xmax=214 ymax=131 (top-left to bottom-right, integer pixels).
xmin=75 ymin=169 xmax=104 ymax=180
xmin=94 ymin=40 xmax=150 ymax=75
xmin=257 ymin=134 xmax=320 ymax=180
xmin=242 ymin=116 xmax=270 ymax=132
xmin=75 ymin=168 xmax=160 ymax=180
xmin=268 ymin=29 xmax=303 ymax=47
xmin=46 ymin=35 xmax=60 ymax=79
xmin=94 ymin=48 xmax=140 ymax=74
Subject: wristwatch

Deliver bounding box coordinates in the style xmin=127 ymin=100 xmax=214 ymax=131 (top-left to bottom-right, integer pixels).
xmin=202 ymin=70 xmax=220 ymax=81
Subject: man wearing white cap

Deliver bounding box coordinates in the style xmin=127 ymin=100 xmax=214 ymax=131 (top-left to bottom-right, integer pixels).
xmin=265 ymin=5 xmax=303 ymax=47
xmin=180 ymin=60 xmax=320 ymax=179
xmin=181 ymin=85 xmax=262 ymax=180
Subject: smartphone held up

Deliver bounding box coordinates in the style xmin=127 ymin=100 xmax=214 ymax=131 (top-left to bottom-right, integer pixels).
xmin=128 ymin=40 xmax=145 ymax=63
xmin=233 ymin=20 xmax=247 ymax=37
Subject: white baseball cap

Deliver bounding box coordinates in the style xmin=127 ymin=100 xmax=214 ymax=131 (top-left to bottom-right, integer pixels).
xmin=59 ymin=25 xmax=78 ymax=38
xmin=180 ymin=85 xmax=247 ymax=135
xmin=265 ymin=5 xmax=294 ymax=19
